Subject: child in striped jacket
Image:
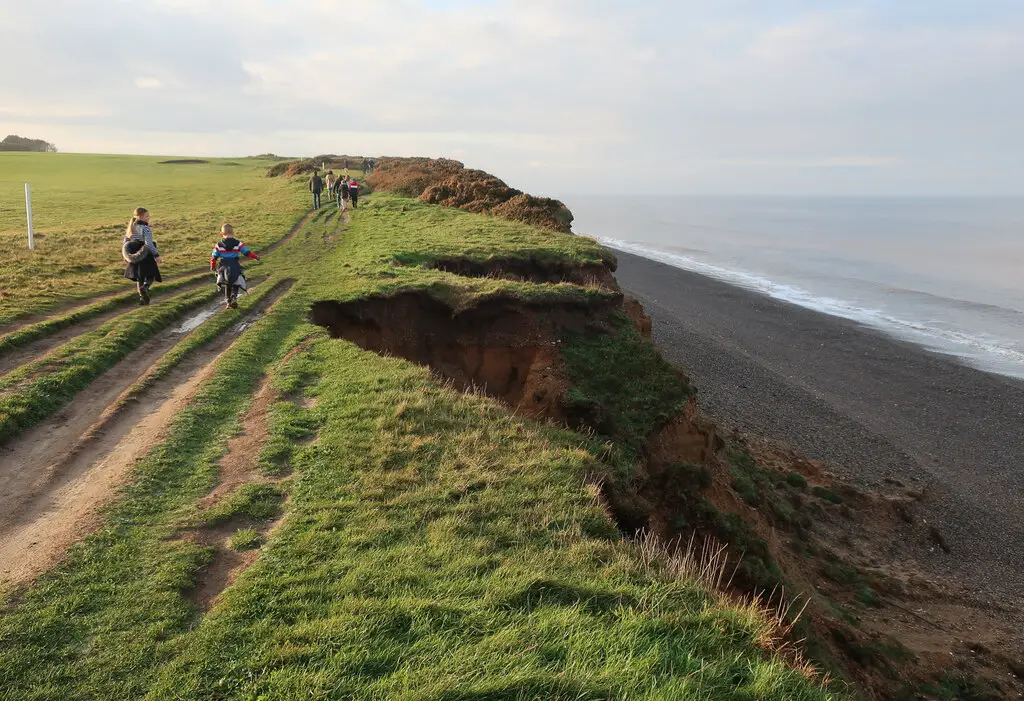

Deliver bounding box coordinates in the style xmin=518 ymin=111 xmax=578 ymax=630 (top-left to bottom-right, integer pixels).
xmin=211 ymin=224 xmax=259 ymax=309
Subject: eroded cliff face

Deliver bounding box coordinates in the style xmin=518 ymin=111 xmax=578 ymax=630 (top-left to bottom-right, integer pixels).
xmin=311 ymin=275 xmax=1024 ymax=699
xmin=308 ymin=178 xmax=1022 ymax=701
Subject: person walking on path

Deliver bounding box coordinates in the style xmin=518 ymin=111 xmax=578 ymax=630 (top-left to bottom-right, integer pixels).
xmin=325 ymin=170 xmax=335 ymax=194
xmin=348 ymin=177 xmax=360 ymax=208
xmin=122 ymin=207 xmax=162 ymax=305
xmin=309 ymin=171 xmax=324 ymax=210
xmin=333 ymin=175 xmax=348 ymax=211
xmin=211 ymin=223 xmax=259 ymax=309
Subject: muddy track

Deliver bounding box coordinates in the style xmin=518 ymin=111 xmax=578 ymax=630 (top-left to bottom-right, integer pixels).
xmin=0 ymin=280 xmax=212 ymax=377
xmin=0 ymin=267 xmax=209 ymax=336
xmin=0 ymin=281 xmax=295 ymax=589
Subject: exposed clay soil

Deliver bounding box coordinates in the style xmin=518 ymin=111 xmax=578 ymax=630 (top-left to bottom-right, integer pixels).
xmin=367 ymin=157 xmax=575 ymax=233
xmin=197 ymin=377 xmax=278 ymax=512
xmin=0 ymin=282 xmax=292 ymax=589
xmin=310 ymin=291 xmax=622 ymax=421
xmin=180 ymin=522 xmax=263 ymax=613
xmin=719 ymin=433 xmax=1024 ymax=700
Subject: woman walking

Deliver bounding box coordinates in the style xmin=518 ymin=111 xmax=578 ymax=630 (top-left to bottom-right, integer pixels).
xmin=122 ymin=207 xmax=162 ymax=305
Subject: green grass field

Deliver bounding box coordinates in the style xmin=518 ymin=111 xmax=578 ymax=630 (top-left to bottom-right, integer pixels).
xmin=0 ymin=154 xmax=840 ymax=700
xmin=0 ymin=154 xmax=310 ymax=325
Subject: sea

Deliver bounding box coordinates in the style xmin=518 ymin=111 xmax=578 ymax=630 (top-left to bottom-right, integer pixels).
xmin=567 ymin=196 xmax=1024 ymax=381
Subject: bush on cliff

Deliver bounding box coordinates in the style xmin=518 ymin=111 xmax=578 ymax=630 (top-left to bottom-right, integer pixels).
xmin=367 ymin=157 xmax=575 ymax=233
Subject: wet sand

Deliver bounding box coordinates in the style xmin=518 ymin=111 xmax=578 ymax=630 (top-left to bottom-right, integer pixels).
xmin=613 ymin=250 xmax=1024 ymax=598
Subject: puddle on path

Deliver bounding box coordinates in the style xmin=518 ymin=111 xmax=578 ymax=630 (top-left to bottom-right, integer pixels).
xmin=174 ymin=307 xmax=218 ymax=334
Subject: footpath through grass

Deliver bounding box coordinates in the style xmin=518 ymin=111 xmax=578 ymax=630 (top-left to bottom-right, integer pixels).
xmin=0 ymin=285 xmax=219 ymax=444
xmin=0 ymin=191 xmax=839 ymax=699
xmin=0 ymin=153 xmax=309 ymax=324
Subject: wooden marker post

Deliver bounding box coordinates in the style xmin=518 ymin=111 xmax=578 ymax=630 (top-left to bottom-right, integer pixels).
xmin=25 ymin=183 xmax=34 ymax=250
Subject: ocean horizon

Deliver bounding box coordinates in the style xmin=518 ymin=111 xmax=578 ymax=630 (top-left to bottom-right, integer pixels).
xmin=568 ymin=194 xmax=1024 ymax=380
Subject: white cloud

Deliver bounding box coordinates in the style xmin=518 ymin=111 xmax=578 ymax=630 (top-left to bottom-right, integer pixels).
xmin=0 ymin=0 xmax=1023 ymax=194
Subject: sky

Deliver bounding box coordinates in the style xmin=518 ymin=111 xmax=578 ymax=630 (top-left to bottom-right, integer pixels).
xmin=1 ymin=0 xmax=1023 ymax=196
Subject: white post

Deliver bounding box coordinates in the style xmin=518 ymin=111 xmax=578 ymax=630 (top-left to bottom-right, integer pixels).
xmin=25 ymin=183 xmax=34 ymax=250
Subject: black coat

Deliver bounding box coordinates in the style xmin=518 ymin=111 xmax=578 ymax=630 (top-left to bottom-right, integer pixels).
xmin=123 ymin=239 xmax=162 ymax=283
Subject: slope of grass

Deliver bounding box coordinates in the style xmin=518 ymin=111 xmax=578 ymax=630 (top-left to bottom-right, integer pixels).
xmin=0 ymin=190 xmax=839 ymax=699
xmin=380 ymin=196 xmax=608 ymax=268
xmin=304 ymin=195 xmax=616 ymax=311
xmin=0 ymin=153 xmax=309 ymax=323
xmin=561 ymin=314 xmax=694 ymax=452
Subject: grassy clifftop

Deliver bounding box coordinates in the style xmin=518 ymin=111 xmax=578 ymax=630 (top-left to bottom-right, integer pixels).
xmin=0 ymin=157 xmax=838 ymax=699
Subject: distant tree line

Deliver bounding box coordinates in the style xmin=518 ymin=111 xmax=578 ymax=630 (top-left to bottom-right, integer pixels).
xmin=0 ymin=135 xmax=58 ymax=153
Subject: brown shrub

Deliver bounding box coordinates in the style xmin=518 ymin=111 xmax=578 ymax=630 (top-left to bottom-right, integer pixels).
xmin=266 ymin=154 xmax=368 ymax=178
xmin=421 ymin=172 xmax=521 ymax=213
xmin=367 ymin=157 xmax=574 ymax=233
xmin=491 ymin=194 xmax=574 ymax=234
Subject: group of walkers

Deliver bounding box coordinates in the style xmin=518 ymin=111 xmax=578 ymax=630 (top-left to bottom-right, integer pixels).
xmin=309 ymin=171 xmax=360 ymax=211
xmin=122 ymin=207 xmax=260 ymax=310
xmin=121 ymin=159 xmax=373 ymax=308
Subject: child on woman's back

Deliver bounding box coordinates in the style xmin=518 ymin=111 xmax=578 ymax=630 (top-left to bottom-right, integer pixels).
xmin=211 ymin=224 xmax=259 ymax=309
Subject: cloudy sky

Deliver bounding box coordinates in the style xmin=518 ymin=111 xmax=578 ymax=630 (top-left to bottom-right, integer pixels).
xmin=1 ymin=0 xmax=1022 ymax=195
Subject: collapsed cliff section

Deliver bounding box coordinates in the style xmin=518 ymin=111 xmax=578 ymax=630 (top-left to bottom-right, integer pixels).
xmin=366 ymin=157 xmax=575 ymax=233
xmin=310 ymin=289 xmax=623 ymax=424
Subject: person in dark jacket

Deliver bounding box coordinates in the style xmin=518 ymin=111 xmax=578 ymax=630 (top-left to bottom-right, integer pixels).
xmin=309 ymin=172 xmax=324 ymax=210
xmin=348 ymin=177 xmax=360 ymax=208
xmin=122 ymin=206 xmax=162 ymax=305
xmin=211 ymin=223 xmax=260 ymax=309
xmin=333 ymin=175 xmax=349 ymax=211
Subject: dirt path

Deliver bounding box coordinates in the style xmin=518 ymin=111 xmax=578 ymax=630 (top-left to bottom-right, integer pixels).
xmin=0 ymin=280 xmax=210 ymax=377
xmin=0 ymin=283 xmax=292 ymax=589
xmin=0 ymin=268 xmax=209 ymax=337
xmin=262 ymin=208 xmax=315 ymax=255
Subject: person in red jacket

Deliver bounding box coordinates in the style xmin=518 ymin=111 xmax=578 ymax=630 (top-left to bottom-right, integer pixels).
xmin=348 ymin=177 xmax=360 ymax=208
xmin=210 ymin=224 xmax=260 ymax=309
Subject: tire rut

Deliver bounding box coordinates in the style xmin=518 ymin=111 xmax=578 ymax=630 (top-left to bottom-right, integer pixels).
xmin=0 ymin=280 xmax=210 ymax=377
xmin=262 ymin=208 xmax=315 ymax=255
xmin=0 ymin=281 xmax=295 ymax=590
xmin=0 ymin=267 xmax=209 ymax=336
